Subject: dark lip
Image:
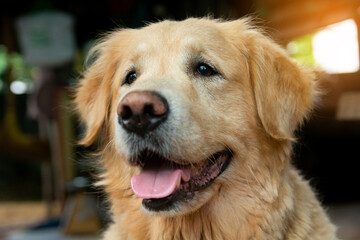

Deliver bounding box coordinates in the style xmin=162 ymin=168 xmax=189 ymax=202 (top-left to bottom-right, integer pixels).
xmin=139 ymin=149 xmax=233 ymax=212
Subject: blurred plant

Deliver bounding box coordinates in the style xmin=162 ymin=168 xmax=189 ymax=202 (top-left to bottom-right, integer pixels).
xmin=0 ymin=45 xmax=7 ymax=94
xmin=287 ymin=34 xmax=316 ymax=67
xmin=8 ymin=52 xmax=35 ymax=95
xmin=0 ymin=45 xmax=36 ymax=95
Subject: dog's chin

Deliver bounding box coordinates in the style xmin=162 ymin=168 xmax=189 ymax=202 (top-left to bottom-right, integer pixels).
xmin=128 ymin=149 xmax=233 ymax=216
xmin=141 ymin=184 xmax=219 ymax=217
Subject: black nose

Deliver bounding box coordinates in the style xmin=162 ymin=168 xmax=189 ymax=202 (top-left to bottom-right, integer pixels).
xmin=117 ymin=91 xmax=169 ymax=135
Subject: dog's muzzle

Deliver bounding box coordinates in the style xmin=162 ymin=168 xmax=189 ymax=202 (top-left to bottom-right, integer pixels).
xmin=116 ymin=90 xmax=233 ymax=212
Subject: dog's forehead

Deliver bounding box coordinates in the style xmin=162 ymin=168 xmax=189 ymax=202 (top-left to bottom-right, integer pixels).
xmin=134 ymin=19 xmax=230 ymax=53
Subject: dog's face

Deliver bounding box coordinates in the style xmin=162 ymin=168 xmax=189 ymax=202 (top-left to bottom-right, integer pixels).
xmin=75 ymin=18 xmax=315 ymax=217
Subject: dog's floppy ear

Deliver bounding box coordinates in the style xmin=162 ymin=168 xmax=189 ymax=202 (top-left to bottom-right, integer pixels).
xmin=246 ymin=29 xmax=317 ymax=141
xmin=74 ymin=33 xmax=123 ymax=146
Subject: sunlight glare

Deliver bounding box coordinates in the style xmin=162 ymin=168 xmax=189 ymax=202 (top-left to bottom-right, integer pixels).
xmin=312 ymin=19 xmax=359 ymax=74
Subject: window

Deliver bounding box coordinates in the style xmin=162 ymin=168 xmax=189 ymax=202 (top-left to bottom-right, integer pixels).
xmin=287 ymin=19 xmax=359 ymax=74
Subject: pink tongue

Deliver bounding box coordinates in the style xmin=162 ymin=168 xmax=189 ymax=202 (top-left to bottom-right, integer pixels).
xmin=131 ymin=168 xmax=191 ymax=199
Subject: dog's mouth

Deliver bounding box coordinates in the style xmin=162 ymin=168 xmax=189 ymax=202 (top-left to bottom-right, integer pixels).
xmin=130 ymin=149 xmax=232 ymax=212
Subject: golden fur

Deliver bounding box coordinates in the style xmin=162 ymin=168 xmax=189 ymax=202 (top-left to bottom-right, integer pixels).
xmin=74 ymin=18 xmax=338 ymax=240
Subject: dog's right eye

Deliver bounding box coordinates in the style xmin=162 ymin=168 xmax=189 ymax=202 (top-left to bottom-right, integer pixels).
xmin=124 ymin=71 xmax=137 ymax=85
xmin=195 ymin=63 xmax=218 ymax=77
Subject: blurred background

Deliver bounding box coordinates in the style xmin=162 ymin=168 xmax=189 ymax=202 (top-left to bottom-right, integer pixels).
xmin=1 ymin=0 xmax=360 ymax=239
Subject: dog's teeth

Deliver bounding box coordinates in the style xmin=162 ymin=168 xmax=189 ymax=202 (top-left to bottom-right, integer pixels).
xmin=176 ymin=176 xmax=181 ymax=188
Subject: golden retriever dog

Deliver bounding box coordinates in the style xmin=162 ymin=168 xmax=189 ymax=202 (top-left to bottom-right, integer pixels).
xmin=74 ymin=18 xmax=338 ymax=240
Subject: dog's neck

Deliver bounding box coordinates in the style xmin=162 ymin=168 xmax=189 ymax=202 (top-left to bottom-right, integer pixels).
xmin=145 ymin=179 xmax=288 ymax=240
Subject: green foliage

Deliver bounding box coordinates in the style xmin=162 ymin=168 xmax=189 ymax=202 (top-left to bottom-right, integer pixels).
xmin=0 ymin=45 xmax=8 ymax=94
xmin=287 ymin=34 xmax=316 ymax=67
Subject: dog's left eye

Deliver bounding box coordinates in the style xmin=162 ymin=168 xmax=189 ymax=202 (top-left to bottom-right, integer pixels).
xmin=195 ymin=63 xmax=217 ymax=77
xmin=124 ymin=71 xmax=137 ymax=85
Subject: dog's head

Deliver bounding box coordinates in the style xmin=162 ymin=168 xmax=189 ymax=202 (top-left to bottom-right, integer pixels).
xmin=75 ymin=18 xmax=316 ymax=216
